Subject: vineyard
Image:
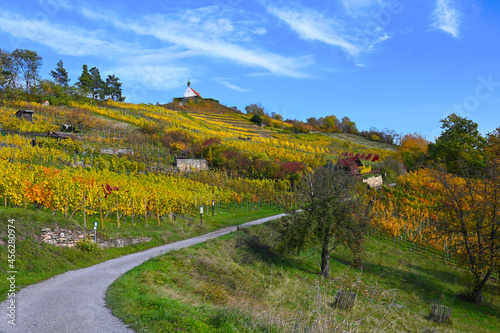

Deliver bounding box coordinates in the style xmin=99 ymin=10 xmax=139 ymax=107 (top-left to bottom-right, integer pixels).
xmin=0 ymin=100 xmax=394 ymax=228
xmin=2 ymin=99 xmax=495 ymax=267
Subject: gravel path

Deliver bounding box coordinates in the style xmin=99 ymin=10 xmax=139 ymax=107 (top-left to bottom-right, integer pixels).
xmin=0 ymin=213 xmax=286 ymax=333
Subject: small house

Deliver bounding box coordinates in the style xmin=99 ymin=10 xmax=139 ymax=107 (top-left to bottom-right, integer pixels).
xmin=335 ymin=156 xmax=364 ymax=175
xmin=15 ymin=110 xmax=34 ymax=123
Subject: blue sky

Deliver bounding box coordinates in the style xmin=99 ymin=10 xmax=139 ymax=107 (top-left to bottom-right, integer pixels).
xmin=1 ymin=0 xmax=499 ymax=140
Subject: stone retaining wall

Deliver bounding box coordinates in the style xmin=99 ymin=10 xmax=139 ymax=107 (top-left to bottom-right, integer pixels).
xmin=37 ymin=227 xmax=153 ymax=249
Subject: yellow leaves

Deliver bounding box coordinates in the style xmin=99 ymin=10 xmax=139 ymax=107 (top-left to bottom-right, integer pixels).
xmin=0 ymin=159 xmax=261 ymax=217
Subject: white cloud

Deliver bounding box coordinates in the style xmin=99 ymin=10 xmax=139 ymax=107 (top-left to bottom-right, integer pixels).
xmin=267 ymin=7 xmax=362 ymax=56
xmin=0 ymin=11 xmax=132 ymax=57
xmin=80 ymin=7 xmax=311 ymax=78
xmin=431 ymin=0 xmax=461 ymax=38
xmin=253 ymin=27 xmax=267 ymax=35
xmin=267 ymin=5 xmax=392 ymax=58
xmin=214 ymin=78 xmax=250 ymax=92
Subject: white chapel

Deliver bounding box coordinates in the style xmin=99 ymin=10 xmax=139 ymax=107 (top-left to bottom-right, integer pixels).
xmin=184 ymin=80 xmax=202 ymax=98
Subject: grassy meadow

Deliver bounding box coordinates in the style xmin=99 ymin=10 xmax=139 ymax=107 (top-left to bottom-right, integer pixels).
xmin=107 ymin=221 xmax=500 ymax=332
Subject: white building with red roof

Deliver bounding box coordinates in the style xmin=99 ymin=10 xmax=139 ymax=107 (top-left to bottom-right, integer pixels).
xmin=184 ymin=80 xmax=202 ymax=98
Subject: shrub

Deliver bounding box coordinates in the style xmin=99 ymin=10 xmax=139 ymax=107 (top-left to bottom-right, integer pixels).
xmin=76 ymin=238 xmax=101 ymax=256
xmin=250 ymin=114 xmax=262 ymax=126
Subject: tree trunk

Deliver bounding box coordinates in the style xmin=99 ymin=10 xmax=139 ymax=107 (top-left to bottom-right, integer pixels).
xmin=471 ymin=269 xmax=492 ymax=303
xmin=321 ymin=233 xmax=330 ymax=277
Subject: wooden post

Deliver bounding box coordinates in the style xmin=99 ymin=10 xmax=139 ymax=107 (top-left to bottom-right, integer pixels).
xmin=99 ymin=194 xmax=103 ymax=229
xmin=144 ymin=197 xmax=148 ymax=227
xmin=131 ymin=197 xmax=135 ymax=227
xmin=116 ymin=198 xmax=120 ymax=228
xmin=69 ymin=196 xmax=85 ymax=219
xmin=83 ymin=192 xmax=86 ymax=228
xmin=64 ymin=190 xmax=68 ymax=218
xmin=156 ymin=198 xmax=160 ymax=226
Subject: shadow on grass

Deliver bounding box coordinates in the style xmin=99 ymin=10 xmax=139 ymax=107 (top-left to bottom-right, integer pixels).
xmin=238 ymin=229 xmax=319 ymax=276
xmin=333 ymin=253 xmax=500 ymax=322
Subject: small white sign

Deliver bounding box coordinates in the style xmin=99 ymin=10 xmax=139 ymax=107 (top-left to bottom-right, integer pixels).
xmin=200 ymin=206 xmax=204 ymax=214
xmin=94 ymin=222 xmax=97 ymax=230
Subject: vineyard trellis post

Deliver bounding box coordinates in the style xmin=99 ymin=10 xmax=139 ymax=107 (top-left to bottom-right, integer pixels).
xmin=116 ymin=198 xmax=120 ymax=228
xmin=144 ymin=197 xmax=148 ymax=227
xmin=131 ymin=197 xmax=135 ymax=227
xmin=99 ymin=194 xmax=103 ymax=229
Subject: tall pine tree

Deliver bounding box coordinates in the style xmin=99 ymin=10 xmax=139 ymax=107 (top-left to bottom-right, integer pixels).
xmin=50 ymin=60 xmax=70 ymax=86
xmin=77 ymin=64 xmax=92 ymax=98
xmin=89 ymin=67 xmax=104 ymax=100
xmin=105 ymin=74 xmax=125 ymax=101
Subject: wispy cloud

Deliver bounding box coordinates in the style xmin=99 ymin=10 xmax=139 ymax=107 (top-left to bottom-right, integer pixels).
xmin=266 ymin=4 xmax=392 ymax=59
xmin=80 ymin=7 xmax=311 ymax=78
xmin=214 ymin=78 xmax=250 ymax=92
xmin=431 ymin=0 xmax=461 ymax=38
xmin=267 ymin=7 xmax=362 ymax=56
xmin=0 ymin=11 xmax=132 ymax=56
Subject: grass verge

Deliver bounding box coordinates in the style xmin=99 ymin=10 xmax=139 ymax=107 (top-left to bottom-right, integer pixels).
xmin=0 ymin=204 xmax=283 ymax=302
xmin=107 ymin=221 xmax=500 ymax=332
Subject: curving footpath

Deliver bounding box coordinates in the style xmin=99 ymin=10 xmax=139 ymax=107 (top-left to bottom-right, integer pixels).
xmin=0 ymin=213 xmax=286 ymax=333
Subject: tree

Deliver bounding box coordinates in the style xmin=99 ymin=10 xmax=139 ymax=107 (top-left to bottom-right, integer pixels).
xmin=278 ymin=166 xmax=368 ymax=277
xmin=0 ymin=50 xmax=16 ymax=103
xmin=271 ymin=112 xmax=283 ymax=122
xmin=89 ymin=67 xmax=105 ymax=100
xmin=11 ymin=49 xmax=43 ymax=102
xmin=50 ymin=60 xmax=70 ymax=86
xmin=77 ymin=65 xmax=93 ymax=97
xmin=428 ymin=114 xmax=486 ymax=175
xmin=104 ymin=74 xmax=125 ymax=101
xmin=321 ymin=115 xmax=339 ymax=132
xmin=245 ymin=103 xmax=266 ymax=116
xmin=307 ymin=117 xmax=319 ymax=127
xmin=339 ymin=116 xmax=358 ymax=134
xmin=250 ymin=114 xmax=262 ymax=126
xmin=397 ymin=132 xmax=429 ymax=170
xmin=426 ymin=161 xmax=499 ymax=303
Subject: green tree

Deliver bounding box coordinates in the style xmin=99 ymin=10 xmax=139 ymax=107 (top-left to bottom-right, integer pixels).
xmin=77 ymin=65 xmax=93 ymax=98
xmin=340 ymin=116 xmax=358 ymax=134
xmin=271 ymin=112 xmax=283 ymax=121
xmin=11 ymin=49 xmax=43 ymax=102
xmin=104 ymin=74 xmax=125 ymax=101
xmin=89 ymin=67 xmax=105 ymax=100
xmin=0 ymin=49 xmax=17 ymax=103
xmin=278 ymin=166 xmax=368 ymax=276
xmin=245 ymin=103 xmax=266 ymax=116
xmin=321 ymin=115 xmax=339 ymax=132
xmin=428 ymin=113 xmax=486 ymax=175
xmin=250 ymin=114 xmax=262 ymax=126
xmin=50 ymin=60 xmax=70 ymax=86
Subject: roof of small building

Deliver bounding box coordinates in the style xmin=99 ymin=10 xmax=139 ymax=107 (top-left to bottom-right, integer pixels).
xmin=336 ymin=156 xmax=364 ymax=168
xmin=190 ymin=87 xmax=202 ymax=98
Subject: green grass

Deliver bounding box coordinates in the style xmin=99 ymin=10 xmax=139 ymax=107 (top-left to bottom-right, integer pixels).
xmin=107 ymin=222 xmax=500 ymax=332
xmin=0 ymin=204 xmax=284 ymax=302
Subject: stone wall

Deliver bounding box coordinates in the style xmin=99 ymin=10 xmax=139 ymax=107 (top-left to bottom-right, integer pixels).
xmin=363 ymin=175 xmax=383 ymax=189
xmin=99 ymin=237 xmax=153 ymax=249
xmin=175 ymin=159 xmax=208 ymax=172
xmin=38 ymin=227 xmax=91 ymax=247
xmin=100 ymin=148 xmax=134 ymax=156
xmin=37 ymin=227 xmax=152 ymax=248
